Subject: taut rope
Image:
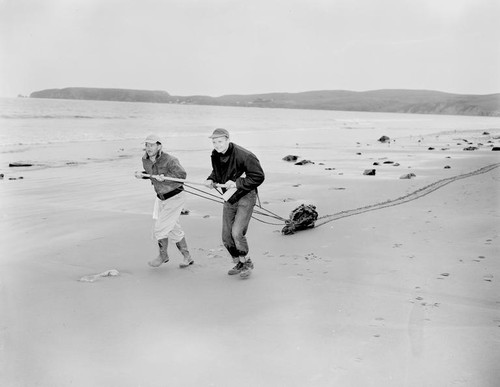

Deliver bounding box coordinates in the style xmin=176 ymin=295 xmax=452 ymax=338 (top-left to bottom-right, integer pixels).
xmin=182 ymin=163 xmax=500 ymax=229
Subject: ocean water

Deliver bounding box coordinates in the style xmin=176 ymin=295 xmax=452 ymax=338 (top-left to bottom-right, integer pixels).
xmin=1 ymin=97 xmax=499 ymax=218
xmin=1 ymin=97 xmax=500 ymax=152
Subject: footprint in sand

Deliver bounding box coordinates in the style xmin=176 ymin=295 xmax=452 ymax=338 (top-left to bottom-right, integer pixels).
xmin=370 ymin=317 xmax=385 ymax=335
xmin=483 ymin=274 xmax=493 ymax=282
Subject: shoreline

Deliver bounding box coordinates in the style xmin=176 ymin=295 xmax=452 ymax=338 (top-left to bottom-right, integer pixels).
xmin=1 ymin=124 xmax=499 ymax=386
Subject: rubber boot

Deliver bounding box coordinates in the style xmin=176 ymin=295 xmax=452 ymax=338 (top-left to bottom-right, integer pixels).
xmin=176 ymin=237 xmax=194 ymax=268
xmin=148 ymin=238 xmax=169 ymax=267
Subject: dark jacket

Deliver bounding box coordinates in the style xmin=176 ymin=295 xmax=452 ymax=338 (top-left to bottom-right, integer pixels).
xmin=207 ymin=143 xmax=264 ymax=204
xmin=142 ymin=151 xmax=186 ymax=197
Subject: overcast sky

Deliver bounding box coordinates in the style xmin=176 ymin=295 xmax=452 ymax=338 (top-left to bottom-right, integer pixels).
xmin=1 ymin=0 xmax=499 ymax=97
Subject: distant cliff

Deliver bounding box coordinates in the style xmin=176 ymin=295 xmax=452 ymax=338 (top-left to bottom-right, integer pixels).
xmin=30 ymin=87 xmax=500 ymax=117
xmin=30 ymin=87 xmax=170 ymax=103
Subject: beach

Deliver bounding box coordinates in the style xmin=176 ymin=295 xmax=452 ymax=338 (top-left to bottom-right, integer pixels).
xmin=1 ymin=101 xmax=500 ymax=386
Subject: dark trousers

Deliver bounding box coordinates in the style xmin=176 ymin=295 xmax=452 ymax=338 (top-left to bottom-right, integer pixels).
xmin=222 ymin=190 xmax=257 ymax=258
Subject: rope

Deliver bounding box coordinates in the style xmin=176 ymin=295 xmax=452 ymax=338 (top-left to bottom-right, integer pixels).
xmin=250 ymin=216 xmax=285 ymax=226
xmin=254 ymin=204 xmax=288 ymax=222
xmin=184 ymin=184 xmax=287 ymax=225
xmin=185 ymin=184 xmax=224 ymax=201
xmin=315 ymin=162 xmax=500 ymax=227
xmin=181 ymin=163 xmax=500 ymax=230
xmin=184 ymin=189 xmax=223 ymax=205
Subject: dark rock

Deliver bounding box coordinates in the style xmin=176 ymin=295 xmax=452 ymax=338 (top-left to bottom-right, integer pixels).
xmin=492 ymin=147 xmax=500 ymax=151
xmin=363 ymin=169 xmax=376 ymax=176
xmin=378 ymin=136 xmax=390 ymax=143
xmin=282 ymin=155 xmax=299 ymax=162
xmin=373 ymin=162 xmax=379 ymax=166
xmin=444 ymin=165 xmax=451 ymax=169
xmin=428 ymin=147 xmax=435 ymax=150
xmin=463 ymin=146 xmax=478 ymax=151
xmin=295 ymin=160 xmax=314 ymax=165
xmin=483 ymin=131 xmax=490 ymax=135
xmin=383 ymin=161 xmax=394 ymax=164
xmin=400 ymin=173 xmax=416 ymax=179
xmin=9 ymin=162 xmax=33 ymax=167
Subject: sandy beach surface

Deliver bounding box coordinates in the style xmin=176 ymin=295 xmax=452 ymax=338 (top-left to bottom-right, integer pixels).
xmin=1 ymin=124 xmax=499 ymax=386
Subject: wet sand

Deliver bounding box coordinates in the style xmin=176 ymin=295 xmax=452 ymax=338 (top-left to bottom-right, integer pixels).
xmin=1 ymin=126 xmax=499 ymax=386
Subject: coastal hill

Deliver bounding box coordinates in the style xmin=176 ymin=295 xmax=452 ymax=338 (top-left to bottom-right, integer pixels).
xmin=30 ymin=87 xmax=171 ymax=103
xmin=30 ymin=87 xmax=500 ymax=117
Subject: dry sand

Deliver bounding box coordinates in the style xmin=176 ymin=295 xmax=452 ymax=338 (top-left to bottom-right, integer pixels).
xmin=1 ymin=126 xmax=499 ymax=386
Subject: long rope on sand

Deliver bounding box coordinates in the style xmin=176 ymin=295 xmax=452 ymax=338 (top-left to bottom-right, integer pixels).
xmin=182 ymin=163 xmax=499 ymax=229
xmin=315 ymin=162 xmax=500 ymax=228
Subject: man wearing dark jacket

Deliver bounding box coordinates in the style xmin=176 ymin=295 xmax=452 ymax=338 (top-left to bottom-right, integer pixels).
xmin=204 ymin=128 xmax=265 ymax=278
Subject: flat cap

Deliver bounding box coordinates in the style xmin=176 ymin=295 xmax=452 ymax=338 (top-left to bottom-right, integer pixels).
xmin=144 ymin=134 xmax=162 ymax=144
xmin=208 ymin=128 xmax=229 ymax=139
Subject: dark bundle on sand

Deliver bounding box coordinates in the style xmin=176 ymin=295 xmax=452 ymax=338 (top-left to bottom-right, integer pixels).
xmin=282 ymin=204 xmax=318 ymax=235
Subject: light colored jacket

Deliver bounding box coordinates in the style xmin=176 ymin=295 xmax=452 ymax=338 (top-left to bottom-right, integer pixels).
xmin=142 ymin=151 xmax=186 ymax=196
